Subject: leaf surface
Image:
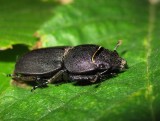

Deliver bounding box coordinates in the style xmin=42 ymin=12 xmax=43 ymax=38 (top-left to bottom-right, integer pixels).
xmin=0 ymin=0 xmax=160 ymax=121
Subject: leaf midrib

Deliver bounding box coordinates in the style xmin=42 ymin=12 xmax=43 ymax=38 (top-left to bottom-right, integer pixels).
xmin=145 ymin=2 xmax=157 ymax=121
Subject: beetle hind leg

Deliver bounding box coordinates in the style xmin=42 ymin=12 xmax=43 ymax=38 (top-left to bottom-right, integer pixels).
xmin=31 ymin=70 xmax=66 ymax=91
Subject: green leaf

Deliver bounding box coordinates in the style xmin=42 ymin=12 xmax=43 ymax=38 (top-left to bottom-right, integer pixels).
xmin=0 ymin=0 xmax=56 ymax=49
xmin=1 ymin=0 xmax=160 ymax=121
xmin=0 ymin=0 xmax=58 ymax=93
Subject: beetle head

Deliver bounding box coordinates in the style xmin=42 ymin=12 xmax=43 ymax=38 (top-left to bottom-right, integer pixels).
xmin=93 ymin=49 xmax=127 ymax=72
xmin=110 ymin=40 xmax=127 ymax=72
xmin=92 ymin=40 xmax=127 ymax=73
xmin=109 ymin=50 xmax=127 ymax=72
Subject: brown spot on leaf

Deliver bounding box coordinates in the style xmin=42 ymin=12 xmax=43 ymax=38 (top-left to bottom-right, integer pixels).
xmin=58 ymin=0 xmax=73 ymax=5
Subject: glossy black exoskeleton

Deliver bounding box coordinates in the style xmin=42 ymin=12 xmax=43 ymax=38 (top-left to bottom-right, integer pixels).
xmin=9 ymin=41 xmax=127 ymax=91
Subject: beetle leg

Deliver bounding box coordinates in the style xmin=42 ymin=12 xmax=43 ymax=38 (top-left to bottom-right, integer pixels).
xmin=31 ymin=77 xmax=49 ymax=92
xmin=90 ymin=74 xmax=100 ymax=83
xmin=31 ymin=70 xmax=65 ymax=91
xmin=90 ymin=69 xmax=110 ymax=83
xmin=110 ymin=72 xmax=117 ymax=76
xmin=47 ymin=70 xmax=66 ymax=83
xmin=7 ymin=73 xmax=20 ymax=78
xmin=69 ymin=74 xmax=95 ymax=81
xmin=31 ymin=81 xmax=49 ymax=92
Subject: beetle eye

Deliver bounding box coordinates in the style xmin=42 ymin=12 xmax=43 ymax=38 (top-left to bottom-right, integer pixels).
xmin=98 ymin=64 xmax=105 ymax=69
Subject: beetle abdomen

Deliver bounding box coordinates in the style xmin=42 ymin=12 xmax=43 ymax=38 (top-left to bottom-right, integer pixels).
xmin=14 ymin=47 xmax=70 ymax=75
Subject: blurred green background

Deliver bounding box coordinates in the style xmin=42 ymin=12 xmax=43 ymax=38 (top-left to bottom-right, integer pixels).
xmin=0 ymin=0 xmax=160 ymax=121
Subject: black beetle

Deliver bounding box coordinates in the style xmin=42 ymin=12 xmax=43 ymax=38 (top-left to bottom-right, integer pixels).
xmin=9 ymin=41 xmax=127 ymax=91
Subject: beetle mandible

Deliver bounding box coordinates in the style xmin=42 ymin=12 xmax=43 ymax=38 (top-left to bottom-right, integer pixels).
xmin=9 ymin=40 xmax=127 ymax=91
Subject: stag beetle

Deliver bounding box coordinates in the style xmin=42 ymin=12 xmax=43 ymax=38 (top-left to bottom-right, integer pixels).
xmin=9 ymin=41 xmax=127 ymax=91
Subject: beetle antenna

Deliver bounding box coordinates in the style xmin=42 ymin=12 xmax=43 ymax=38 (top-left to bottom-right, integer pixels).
xmin=114 ymin=40 xmax=122 ymax=51
xmin=92 ymin=46 xmax=102 ymax=63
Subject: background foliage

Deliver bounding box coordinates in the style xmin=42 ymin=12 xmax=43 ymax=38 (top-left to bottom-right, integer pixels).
xmin=0 ymin=0 xmax=160 ymax=121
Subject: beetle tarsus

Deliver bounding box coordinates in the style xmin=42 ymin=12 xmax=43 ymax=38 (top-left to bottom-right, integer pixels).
xmin=31 ymin=81 xmax=49 ymax=92
xmin=31 ymin=86 xmax=37 ymax=92
xmin=7 ymin=74 xmax=13 ymax=77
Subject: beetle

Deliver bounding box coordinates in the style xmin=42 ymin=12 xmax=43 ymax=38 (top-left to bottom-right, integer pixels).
xmin=9 ymin=40 xmax=127 ymax=91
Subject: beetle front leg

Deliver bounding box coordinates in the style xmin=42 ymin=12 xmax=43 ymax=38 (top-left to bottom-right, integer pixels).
xmin=90 ymin=70 xmax=110 ymax=83
xmin=69 ymin=74 xmax=101 ymax=86
xmin=90 ymin=74 xmax=99 ymax=83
